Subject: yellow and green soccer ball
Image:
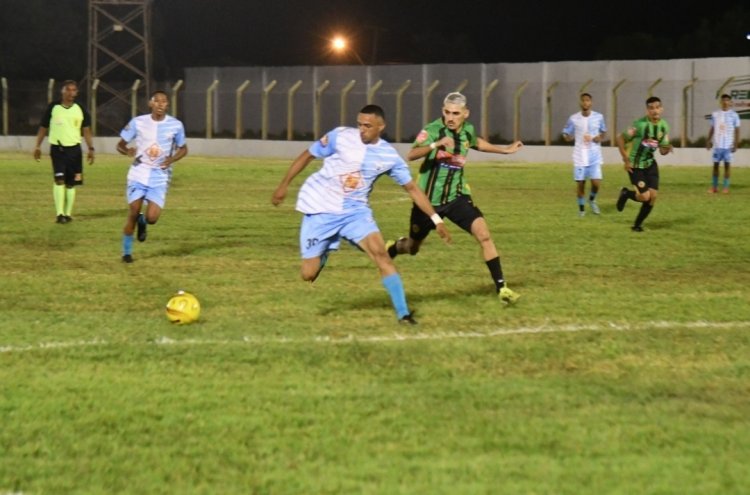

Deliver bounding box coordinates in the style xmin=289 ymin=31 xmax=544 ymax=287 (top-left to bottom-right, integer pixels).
xmin=165 ymin=290 xmax=201 ymax=324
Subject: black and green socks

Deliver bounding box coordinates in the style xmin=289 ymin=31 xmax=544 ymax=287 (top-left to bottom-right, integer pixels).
xmin=634 ymin=203 xmax=653 ymax=228
xmin=486 ymin=257 xmax=505 ymax=292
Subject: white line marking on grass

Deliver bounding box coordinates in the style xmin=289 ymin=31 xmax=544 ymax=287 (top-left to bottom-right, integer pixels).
xmin=1 ymin=320 xmax=748 ymax=354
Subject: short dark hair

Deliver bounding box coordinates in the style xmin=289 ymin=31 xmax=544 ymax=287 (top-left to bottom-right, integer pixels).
xmin=720 ymin=94 xmax=731 ymax=100
xmin=359 ymin=104 xmax=385 ymax=120
xmin=580 ymin=92 xmax=592 ymax=99
xmin=61 ymin=80 xmax=77 ymax=89
xmin=150 ymin=90 xmax=168 ymax=100
xmin=646 ymin=96 xmax=661 ymax=105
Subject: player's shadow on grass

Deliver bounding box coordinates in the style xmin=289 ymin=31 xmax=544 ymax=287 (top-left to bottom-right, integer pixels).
xmin=76 ymin=208 xmax=122 ymax=220
xmin=151 ymin=239 xmax=249 ymax=257
xmin=317 ymin=284 xmax=494 ymax=316
xmin=646 ymin=215 xmax=698 ymax=230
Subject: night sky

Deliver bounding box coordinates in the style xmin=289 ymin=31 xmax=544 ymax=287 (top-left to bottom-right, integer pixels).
xmin=155 ymin=1 xmax=748 ymax=67
xmin=2 ymin=0 xmax=748 ymax=80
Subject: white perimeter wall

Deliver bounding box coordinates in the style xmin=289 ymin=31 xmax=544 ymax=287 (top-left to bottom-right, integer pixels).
xmin=2 ymin=135 xmax=748 ymax=166
xmin=180 ymin=57 xmax=750 ymax=144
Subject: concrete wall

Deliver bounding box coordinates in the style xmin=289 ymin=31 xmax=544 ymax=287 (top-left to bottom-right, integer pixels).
xmin=181 ymin=57 xmax=750 ymax=144
xmin=3 ymin=135 xmax=748 ymax=166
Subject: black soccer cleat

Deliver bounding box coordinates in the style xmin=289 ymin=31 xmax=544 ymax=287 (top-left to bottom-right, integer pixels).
xmin=631 ymin=225 xmax=644 ymax=232
xmin=386 ymin=237 xmax=405 ymax=259
xmin=616 ymin=187 xmax=629 ymax=212
xmin=399 ymin=313 xmax=418 ymax=325
xmin=122 ymin=254 xmax=134 ymax=263
xmin=136 ymin=213 xmax=147 ymax=242
xmin=56 ymin=214 xmax=68 ymax=224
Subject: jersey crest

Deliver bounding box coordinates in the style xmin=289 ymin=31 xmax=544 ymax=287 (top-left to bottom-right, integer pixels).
xmin=340 ymin=171 xmax=363 ymax=191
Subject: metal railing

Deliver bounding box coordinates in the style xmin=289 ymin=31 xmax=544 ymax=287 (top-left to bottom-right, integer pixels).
xmin=3 ymin=66 xmax=747 ymax=147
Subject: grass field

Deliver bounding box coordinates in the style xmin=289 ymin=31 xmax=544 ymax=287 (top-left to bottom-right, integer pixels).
xmin=1 ymin=151 xmax=748 ymax=494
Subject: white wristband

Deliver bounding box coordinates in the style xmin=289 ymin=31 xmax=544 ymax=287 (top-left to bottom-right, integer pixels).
xmin=429 ymin=142 xmax=437 ymax=150
xmin=430 ymin=213 xmax=443 ymax=226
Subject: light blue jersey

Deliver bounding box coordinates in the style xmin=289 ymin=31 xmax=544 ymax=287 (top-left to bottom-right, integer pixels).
xmin=120 ymin=114 xmax=186 ymax=188
xmin=296 ymin=127 xmax=413 ymax=214
xmin=562 ymin=111 xmax=607 ymax=168
xmin=710 ymin=109 xmax=740 ymax=150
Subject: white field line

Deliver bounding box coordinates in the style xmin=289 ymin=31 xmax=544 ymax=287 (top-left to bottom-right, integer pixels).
xmin=1 ymin=320 xmax=749 ymax=354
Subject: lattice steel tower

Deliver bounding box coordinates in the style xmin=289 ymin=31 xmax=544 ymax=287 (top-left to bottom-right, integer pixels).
xmin=87 ymin=0 xmax=152 ymax=134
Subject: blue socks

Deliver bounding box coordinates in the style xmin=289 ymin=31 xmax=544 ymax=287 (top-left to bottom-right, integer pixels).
xmin=382 ymin=273 xmax=409 ymax=319
xmin=122 ymin=234 xmax=134 ymax=256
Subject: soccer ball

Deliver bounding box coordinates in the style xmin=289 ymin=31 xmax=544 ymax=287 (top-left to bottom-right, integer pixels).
xmin=165 ymin=290 xmax=200 ymax=324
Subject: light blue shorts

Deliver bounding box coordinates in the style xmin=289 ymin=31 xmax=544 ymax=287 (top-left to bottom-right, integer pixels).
xmin=574 ymin=163 xmax=602 ymax=181
xmin=299 ymin=208 xmax=379 ymax=259
xmin=712 ymin=148 xmax=732 ymax=164
xmin=126 ymin=181 xmax=168 ymax=208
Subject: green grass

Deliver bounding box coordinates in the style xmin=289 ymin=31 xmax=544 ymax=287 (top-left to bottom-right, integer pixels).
xmin=1 ymin=152 xmax=748 ymax=494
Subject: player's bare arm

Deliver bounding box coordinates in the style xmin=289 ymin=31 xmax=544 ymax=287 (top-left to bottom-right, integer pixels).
xmin=476 ymin=138 xmax=523 ymax=154
xmin=272 ymin=149 xmax=316 ymax=206
xmin=83 ymin=127 xmax=95 ymax=164
xmin=33 ymin=127 xmax=48 ymax=161
xmin=616 ymin=134 xmax=633 ymax=172
xmin=406 ymin=136 xmax=455 ymax=161
xmin=403 ymin=181 xmax=452 ymax=244
xmin=161 ymin=145 xmax=188 ymax=169
xmin=116 ymin=138 xmax=137 ymax=157
xmin=659 ymin=134 xmax=673 ymax=155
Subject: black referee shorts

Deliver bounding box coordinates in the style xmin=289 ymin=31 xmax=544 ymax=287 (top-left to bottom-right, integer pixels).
xmin=50 ymin=144 xmax=83 ymax=186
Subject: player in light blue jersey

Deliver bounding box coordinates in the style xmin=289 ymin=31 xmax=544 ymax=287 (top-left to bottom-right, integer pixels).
xmin=562 ymin=93 xmax=607 ymax=217
xmin=271 ymin=104 xmax=451 ymax=325
xmin=116 ymin=90 xmax=188 ymax=263
xmin=706 ymin=94 xmax=740 ymax=194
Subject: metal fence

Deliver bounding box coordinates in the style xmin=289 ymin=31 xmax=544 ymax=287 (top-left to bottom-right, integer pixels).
xmin=3 ymin=56 xmax=749 ymax=146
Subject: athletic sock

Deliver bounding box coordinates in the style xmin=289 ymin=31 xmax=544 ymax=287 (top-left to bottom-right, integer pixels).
xmin=723 ymin=177 xmax=730 ymax=189
xmin=626 ymin=190 xmax=637 ymax=201
xmin=589 ymin=192 xmax=598 ymax=202
xmin=123 ymin=234 xmax=134 ymax=256
xmin=53 ymin=184 xmax=65 ymax=215
xmin=382 ymin=273 xmax=409 ymax=319
xmin=64 ymin=187 xmax=76 ymax=216
xmin=577 ymin=197 xmax=585 ymax=212
xmin=712 ymin=176 xmax=719 ymax=188
xmin=634 ymin=203 xmax=653 ymax=228
xmin=486 ymin=257 xmax=505 ymax=292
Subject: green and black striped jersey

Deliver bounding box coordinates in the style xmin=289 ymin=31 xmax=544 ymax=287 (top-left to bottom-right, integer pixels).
xmin=413 ymin=118 xmax=479 ymax=205
xmin=622 ymin=117 xmax=671 ymax=169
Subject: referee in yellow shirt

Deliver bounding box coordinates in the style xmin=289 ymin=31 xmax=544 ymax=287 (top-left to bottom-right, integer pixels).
xmin=33 ymin=80 xmax=95 ymax=224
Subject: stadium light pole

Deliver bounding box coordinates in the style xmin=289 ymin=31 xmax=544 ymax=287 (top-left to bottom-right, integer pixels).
xmin=331 ymin=36 xmax=365 ymax=65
